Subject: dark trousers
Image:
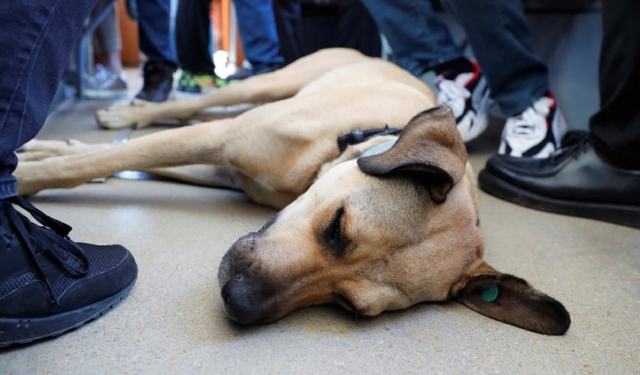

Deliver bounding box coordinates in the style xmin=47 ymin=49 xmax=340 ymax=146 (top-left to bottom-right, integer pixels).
xmin=274 ymin=0 xmax=381 ymax=64
xmin=138 ymin=0 xmax=177 ymax=68
xmin=590 ymin=0 xmax=640 ymax=168
xmin=0 ymin=0 xmax=99 ymax=199
xmin=273 ymin=0 xmax=303 ymax=65
xmin=176 ymin=0 xmax=284 ymax=75
xmin=176 ymin=0 xmax=215 ymax=75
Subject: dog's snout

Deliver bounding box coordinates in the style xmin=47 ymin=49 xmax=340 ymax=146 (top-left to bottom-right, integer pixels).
xmin=221 ymin=271 xmax=272 ymax=325
xmin=218 ymin=235 xmax=257 ymax=287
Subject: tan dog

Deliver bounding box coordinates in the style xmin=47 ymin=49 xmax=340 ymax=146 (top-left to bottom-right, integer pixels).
xmin=15 ymin=49 xmax=570 ymax=335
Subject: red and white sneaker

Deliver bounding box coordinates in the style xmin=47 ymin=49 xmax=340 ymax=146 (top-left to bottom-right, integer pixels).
xmin=435 ymin=61 xmax=492 ymax=143
xmin=499 ymin=92 xmax=567 ymax=158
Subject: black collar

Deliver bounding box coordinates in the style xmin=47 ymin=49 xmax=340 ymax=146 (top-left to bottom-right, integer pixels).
xmin=337 ymin=125 xmax=402 ymax=153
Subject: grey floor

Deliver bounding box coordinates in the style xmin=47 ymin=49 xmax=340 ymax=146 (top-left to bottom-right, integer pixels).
xmin=1 ymin=72 xmax=640 ymax=375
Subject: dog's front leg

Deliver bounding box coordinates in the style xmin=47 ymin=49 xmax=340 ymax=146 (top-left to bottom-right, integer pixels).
xmin=15 ymin=120 xmax=239 ymax=195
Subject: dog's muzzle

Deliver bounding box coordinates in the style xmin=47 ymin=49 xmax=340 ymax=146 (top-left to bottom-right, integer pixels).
xmin=218 ymin=234 xmax=277 ymax=325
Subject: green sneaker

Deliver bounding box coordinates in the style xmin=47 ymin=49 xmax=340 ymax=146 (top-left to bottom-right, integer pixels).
xmin=177 ymin=70 xmax=218 ymax=94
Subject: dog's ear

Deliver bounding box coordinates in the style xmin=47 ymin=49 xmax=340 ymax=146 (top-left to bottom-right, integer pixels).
xmin=450 ymin=262 xmax=571 ymax=335
xmin=357 ymin=105 xmax=467 ymax=203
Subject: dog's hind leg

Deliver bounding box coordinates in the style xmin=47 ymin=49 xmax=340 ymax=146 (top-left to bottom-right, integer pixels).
xmin=141 ymin=166 xmax=296 ymax=209
xmin=142 ymin=164 xmax=242 ymax=190
xmin=96 ymin=49 xmax=370 ymax=130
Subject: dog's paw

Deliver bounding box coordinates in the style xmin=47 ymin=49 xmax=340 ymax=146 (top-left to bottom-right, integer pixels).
xmin=96 ymin=103 xmax=154 ymax=130
xmin=131 ymin=98 xmax=155 ymax=108
xmin=17 ymin=139 xmax=108 ymax=162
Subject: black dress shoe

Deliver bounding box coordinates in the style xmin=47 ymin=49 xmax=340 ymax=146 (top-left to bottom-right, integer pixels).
xmin=479 ymin=131 xmax=640 ymax=229
xmin=135 ymin=61 xmax=175 ymax=103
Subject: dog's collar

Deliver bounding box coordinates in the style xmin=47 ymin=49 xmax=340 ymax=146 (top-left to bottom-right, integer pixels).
xmin=357 ymin=139 xmax=397 ymax=159
xmin=337 ymin=126 xmax=402 ymax=153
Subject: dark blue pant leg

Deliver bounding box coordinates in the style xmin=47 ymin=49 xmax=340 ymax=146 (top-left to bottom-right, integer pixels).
xmin=234 ymin=0 xmax=284 ymax=74
xmin=176 ymin=0 xmax=215 ymax=74
xmin=137 ymin=0 xmax=177 ymax=67
xmin=443 ymin=0 xmax=549 ymax=115
xmin=359 ymin=0 xmax=463 ymax=77
xmin=0 ymin=0 xmax=99 ymax=199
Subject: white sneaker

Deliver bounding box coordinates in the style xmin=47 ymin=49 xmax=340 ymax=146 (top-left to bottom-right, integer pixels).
xmin=84 ymin=64 xmax=128 ymax=100
xmin=499 ymin=93 xmax=567 ymax=158
xmin=435 ymin=61 xmax=492 ymax=143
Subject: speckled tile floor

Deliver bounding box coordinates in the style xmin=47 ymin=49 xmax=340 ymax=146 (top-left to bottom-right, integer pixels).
xmin=1 ymin=73 xmax=639 ymax=375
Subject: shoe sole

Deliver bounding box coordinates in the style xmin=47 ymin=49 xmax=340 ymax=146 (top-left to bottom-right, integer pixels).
xmin=479 ymin=169 xmax=640 ymax=229
xmin=0 ymin=277 xmax=136 ymax=348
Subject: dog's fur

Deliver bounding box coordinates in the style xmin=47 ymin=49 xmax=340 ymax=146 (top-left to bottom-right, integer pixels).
xmin=15 ymin=49 xmax=570 ymax=335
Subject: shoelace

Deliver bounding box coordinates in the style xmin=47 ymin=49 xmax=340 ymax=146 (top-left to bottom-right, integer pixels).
xmin=436 ymin=78 xmax=471 ymax=116
xmin=550 ymin=131 xmax=591 ymax=165
xmin=0 ymin=196 xmax=89 ymax=304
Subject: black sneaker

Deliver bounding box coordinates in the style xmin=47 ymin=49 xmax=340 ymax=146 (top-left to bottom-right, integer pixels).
xmin=0 ymin=196 xmax=138 ymax=347
xmin=135 ymin=61 xmax=175 ymax=103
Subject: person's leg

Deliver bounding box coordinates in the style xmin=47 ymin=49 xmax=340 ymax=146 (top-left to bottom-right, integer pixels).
xmin=332 ymin=0 xmax=381 ymax=57
xmin=175 ymin=0 xmax=215 ymax=75
xmin=0 ymin=0 xmax=137 ymax=348
xmin=137 ymin=0 xmax=176 ymax=68
xmin=442 ymin=0 xmax=547 ymax=116
xmin=444 ymin=0 xmax=565 ymax=158
xmin=135 ymin=0 xmax=176 ymax=102
xmin=93 ymin=0 xmax=123 ymax=74
xmin=234 ymin=0 xmax=285 ymax=74
xmin=88 ymin=0 xmax=128 ymax=99
xmin=0 ymin=0 xmax=101 ymax=197
xmin=272 ymin=0 xmax=303 ymax=65
xmin=359 ymin=0 xmax=463 ymax=77
xmin=589 ymin=0 xmax=640 ymax=169
xmin=478 ymin=0 xmax=640 ymax=229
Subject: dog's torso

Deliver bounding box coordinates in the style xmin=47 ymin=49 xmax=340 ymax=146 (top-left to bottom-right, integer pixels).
xmin=222 ymin=59 xmax=436 ymax=205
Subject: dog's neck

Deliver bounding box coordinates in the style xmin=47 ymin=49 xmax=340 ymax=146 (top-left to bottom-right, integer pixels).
xmin=356 ymin=139 xmax=397 ymax=159
xmin=316 ymin=135 xmax=399 ymax=180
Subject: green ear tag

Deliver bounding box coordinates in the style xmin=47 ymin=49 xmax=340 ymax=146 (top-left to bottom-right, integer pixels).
xmin=480 ymin=283 xmax=499 ymax=303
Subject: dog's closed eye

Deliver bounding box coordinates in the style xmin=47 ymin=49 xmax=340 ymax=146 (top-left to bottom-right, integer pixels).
xmin=321 ymin=206 xmax=351 ymax=257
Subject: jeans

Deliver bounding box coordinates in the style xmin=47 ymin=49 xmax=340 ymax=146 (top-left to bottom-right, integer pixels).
xmin=359 ymin=0 xmax=549 ymax=115
xmin=138 ymin=0 xmax=177 ymax=68
xmin=0 ymin=0 xmax=99 ymax=199
xmin=234 ymin=0 xmax=284 ymax=73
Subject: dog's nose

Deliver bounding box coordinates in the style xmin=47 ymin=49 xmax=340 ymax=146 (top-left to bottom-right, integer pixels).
xmin=221 ymin=272 xmax=271 ymax=325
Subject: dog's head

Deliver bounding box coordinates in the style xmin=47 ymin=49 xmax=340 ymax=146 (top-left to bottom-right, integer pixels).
xmin=218 ymin=106 xmax=570 ymax=335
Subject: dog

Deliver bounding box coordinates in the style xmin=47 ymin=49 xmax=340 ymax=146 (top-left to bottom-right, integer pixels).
xmin=15 ymin=49 xmax=570 ymax=335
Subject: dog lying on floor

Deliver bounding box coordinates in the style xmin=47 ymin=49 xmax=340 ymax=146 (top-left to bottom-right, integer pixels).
xmin=15 ymin=49 xmax=570 ymax=335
